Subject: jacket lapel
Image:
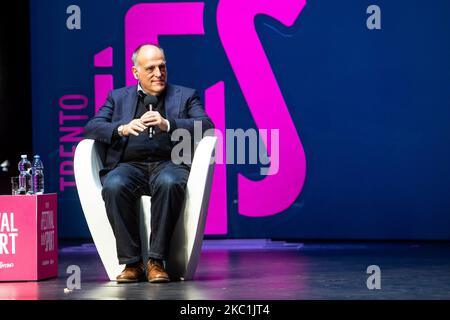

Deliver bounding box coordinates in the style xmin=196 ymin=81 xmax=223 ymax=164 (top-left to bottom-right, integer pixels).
xmin=124 ymin=85 xmax=138 ymax=123
xmin=164 ymin=84 xmax=182 ymax=121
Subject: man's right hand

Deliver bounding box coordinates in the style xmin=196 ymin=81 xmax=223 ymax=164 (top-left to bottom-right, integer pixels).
xmin=120 ymin=119 xmax=146 ymax=137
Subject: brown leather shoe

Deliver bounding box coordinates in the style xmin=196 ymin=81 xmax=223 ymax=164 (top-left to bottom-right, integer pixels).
xmin=116 ymin=262 xmax=145 ymax=283
xmin=146 ymin=259 xmax=170 ymax=283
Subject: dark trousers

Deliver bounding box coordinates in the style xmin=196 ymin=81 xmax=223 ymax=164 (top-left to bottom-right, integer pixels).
xmin=100 ymin=161 xmax=190 ymax=265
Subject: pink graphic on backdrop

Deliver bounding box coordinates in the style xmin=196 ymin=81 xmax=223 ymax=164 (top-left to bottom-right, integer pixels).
xmin=217 ymin=0 xmax=307 ymax=216
xmin=94 ymin=47 xmax=114 ymax=114
xmin=124 ymin=3 xmax=228 ymax=234
xmin=124 ymin=3 xmax=205 ymax=86
xmin=94 ymin=47 xmax=113 ymax=67
xmin=205 ymin=82 xmax=227 ymax=234
xmin=59 ymin=94 xmax=88 ymax=109
xmin=94 ymin=75 xmax=114 ymax=114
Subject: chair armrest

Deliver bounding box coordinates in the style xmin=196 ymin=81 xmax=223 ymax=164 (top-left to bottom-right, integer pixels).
xmin=168 ymin=135 xmax=217 ymax=280
xmin=74 ymin=139 xmax=104 ymax=186
xmin=74 ymin=139 xmax=123 ymax=280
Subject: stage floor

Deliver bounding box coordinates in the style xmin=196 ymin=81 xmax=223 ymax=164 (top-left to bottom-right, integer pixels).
xmin=1 ymin=240 xmax=450 ymax=300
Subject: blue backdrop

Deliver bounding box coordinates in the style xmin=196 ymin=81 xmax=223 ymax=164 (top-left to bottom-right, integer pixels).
xmin=31 ymin=0 xmax=450 ymax=239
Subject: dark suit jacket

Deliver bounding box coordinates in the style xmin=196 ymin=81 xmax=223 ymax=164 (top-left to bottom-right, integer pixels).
xmin=84 ymin=84 xmax=214 ymax=173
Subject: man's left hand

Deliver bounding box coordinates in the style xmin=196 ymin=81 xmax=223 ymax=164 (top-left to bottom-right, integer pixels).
xmin=140 ymin=111 xmax=169 ymax=132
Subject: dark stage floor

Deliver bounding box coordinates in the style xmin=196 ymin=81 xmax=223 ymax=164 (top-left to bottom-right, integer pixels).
xmin=1 ymin=240 xmax=450 ymax=300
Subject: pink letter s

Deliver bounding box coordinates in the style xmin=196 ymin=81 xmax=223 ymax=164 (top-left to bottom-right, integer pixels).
xmin=217 ymin=0 xmax=307 ymax=216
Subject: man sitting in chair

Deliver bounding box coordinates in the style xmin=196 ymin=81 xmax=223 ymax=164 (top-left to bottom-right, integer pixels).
xmin=84 ymin=44 xmax=214 ymax=283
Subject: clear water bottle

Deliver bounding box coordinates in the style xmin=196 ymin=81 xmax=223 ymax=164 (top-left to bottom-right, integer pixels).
xmin=31 ymin=155 xmax=45 ymax=194
xmin=18 ymin=155 xmax=32 ymax=195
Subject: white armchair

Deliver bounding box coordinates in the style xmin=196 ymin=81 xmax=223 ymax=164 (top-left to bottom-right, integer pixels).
xmin=74 ymin=136 xmax=217 ymax=281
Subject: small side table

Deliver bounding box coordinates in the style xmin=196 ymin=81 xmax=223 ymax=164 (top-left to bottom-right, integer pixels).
xmin=0 ymin=193 xmax=58 ymax=281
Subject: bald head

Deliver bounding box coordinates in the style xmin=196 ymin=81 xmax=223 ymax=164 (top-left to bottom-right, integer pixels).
xmin=132 ymin=44 xmax=165 ymax=67
xmin=132 ymin=44 xmax=167 ymax=96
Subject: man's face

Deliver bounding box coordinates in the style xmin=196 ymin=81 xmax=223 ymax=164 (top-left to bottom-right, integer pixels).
xmin=132 ymin=45 xmax=167 ymax=95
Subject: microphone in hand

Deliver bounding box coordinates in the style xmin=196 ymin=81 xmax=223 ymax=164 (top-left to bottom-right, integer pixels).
xmin=143 ymin=95 xmax=158 ymax=138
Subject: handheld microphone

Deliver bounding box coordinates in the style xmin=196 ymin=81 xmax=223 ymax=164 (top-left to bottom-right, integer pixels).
xmin=143 ymin=95 xmax=158 ymax=138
